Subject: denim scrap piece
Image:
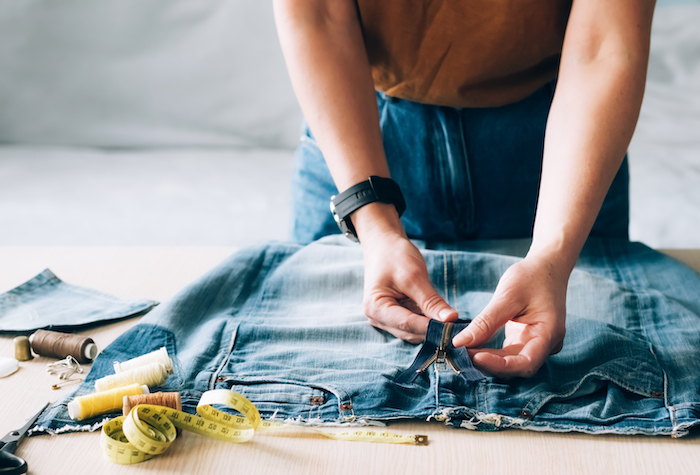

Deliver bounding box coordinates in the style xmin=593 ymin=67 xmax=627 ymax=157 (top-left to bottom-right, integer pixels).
xmin=395 ymin=320 xmax=485 ymax=384
xmin=0 ymin=269 xmax=158 ymax=332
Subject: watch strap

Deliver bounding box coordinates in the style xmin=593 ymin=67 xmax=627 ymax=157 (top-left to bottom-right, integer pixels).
xmin=330 ymin=176 xmax=406 ymax=240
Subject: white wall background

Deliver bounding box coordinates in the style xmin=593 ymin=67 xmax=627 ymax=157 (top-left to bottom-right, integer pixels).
xmin=0 ymin=2 xmax=698 ymax=248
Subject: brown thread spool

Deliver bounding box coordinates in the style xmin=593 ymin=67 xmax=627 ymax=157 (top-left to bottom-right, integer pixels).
xmin=29 ymin=329 xmax=98 ymax=364
xmin=13 ymin=336 xmax=33 ymax=361
xmin=123 ymin=392 xmax=182 ymax=414
xmin=123 ymin=392 xmax=182 ymax=435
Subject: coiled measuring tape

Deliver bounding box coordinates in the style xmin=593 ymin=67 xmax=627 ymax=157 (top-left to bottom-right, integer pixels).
xmin=101 ymin=389 xmax=428 ymax=464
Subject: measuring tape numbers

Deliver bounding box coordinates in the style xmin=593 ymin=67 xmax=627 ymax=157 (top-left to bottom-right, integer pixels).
xmin=101 ymin=389 xmax=427 ymax=464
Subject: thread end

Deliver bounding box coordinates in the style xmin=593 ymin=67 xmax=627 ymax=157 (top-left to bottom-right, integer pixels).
xmin=84 ymin=343 xmax=98 ymax=361
xmin=67 ymin=400 xmax=81 ymax=420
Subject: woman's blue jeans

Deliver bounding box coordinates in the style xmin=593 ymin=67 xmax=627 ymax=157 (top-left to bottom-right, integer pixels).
xmin=290 ymin=82 xmax=629 ymax=243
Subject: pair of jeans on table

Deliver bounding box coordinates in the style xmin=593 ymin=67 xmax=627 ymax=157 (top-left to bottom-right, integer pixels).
xmin=32 ymin=85 xmax=698 ymax=437
xmin=33 ymin=236 xmax=700 ymax=437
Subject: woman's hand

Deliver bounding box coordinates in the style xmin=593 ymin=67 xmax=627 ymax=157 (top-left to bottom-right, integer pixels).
xmin=452 ymin=251 xmax=570 ymax=378
xmin=355 ymin=203 xmax=458 ymax=344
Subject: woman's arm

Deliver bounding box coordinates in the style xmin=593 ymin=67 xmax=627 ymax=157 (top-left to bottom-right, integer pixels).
xmin=273 ymin=0 xmax=458 ymax=342
xmin=273 ymin=0 xmax=386 ymax=190
xmin=453 ymin=0 xmax=657 ymax=377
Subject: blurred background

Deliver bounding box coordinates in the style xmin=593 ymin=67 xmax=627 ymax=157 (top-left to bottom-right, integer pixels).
xmin=0 ymin=0 xmax=698 ymax=248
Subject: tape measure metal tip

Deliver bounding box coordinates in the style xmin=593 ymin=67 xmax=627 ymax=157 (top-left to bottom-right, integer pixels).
xmin=414 ymin=435 xmax=429 ymax=445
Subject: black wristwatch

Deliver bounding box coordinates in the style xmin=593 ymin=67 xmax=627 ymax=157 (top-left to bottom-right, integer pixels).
xmin=330 ymin=176 xmax=406 ymax=242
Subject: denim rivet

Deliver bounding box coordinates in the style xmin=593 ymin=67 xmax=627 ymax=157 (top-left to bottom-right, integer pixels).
xmin=340 ymin=403 xmax=353 ymax=411
xmin=519 ymin=410 xmax=533 ymax=420
xmin=310 ymin=396 xmax=324 ymax=405
xmin=651 ymin=391 xmax=664 ymax=399
xmin=216 ymin=376 xmax=226 ymax=383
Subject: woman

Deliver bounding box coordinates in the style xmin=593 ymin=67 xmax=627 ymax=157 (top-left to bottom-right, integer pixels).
xmin=273 ymin=0 xmax=656 ymax=378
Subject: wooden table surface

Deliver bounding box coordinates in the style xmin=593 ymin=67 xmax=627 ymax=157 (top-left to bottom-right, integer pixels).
xmin=1 ymin=246 xmax=699 ymax=475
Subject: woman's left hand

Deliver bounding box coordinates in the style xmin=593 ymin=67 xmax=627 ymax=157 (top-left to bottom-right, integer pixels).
xmin=452 ymin=252 xmax=570 ymax=379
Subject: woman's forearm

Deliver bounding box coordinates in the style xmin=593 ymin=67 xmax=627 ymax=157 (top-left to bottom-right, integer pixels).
xmin=273 ymin=0 xmax=405 ymax=239
xmin=273 ymin=0 xmax=390 ymax=192
xmin=530 ymin=0 xmax=656 ymax=272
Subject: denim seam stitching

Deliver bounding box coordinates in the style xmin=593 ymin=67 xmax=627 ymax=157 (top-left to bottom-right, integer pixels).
xmin=443 ymin=251 xmax=449 ymax=305
xmin=433 ymin=365 xmax=440 ymax=413
xmin=658 ymin=358 xmax=680 ymax=435
xmin=452 ymin=252 xmax=458 ymax=312
xmin=457 ymin=112 xmax=476 ymax=233
xmin=522 ymin=369 xmax=663 ymax=416
xmin=248 ymin=251 xmax=287 ymax=315
xmin=219 ymin=377 xmax=353 ymax=421
xmin=209 ymin=327 xmax=238 ymax=391
xmin=478 ymin=380 xmax=485 ymax=414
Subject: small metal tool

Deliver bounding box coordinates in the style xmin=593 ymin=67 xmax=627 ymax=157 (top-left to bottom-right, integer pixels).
xmin=0 ymin=402 xmax=50 ymax=474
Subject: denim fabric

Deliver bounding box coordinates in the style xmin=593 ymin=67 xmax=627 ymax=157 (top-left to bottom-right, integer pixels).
xmin=290 ymin=83 xmax=630 ymax=244
xmin=0 ymin=269 xmax=158 ymax=332
xmin=33 ymin=237 xmax=700 ymax=437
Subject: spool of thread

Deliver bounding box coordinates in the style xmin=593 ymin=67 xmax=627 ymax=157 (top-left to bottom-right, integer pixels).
xmin=114 ymin=346 xmax=173 ymax=374
xmin=13 ymin=336 xmax=33 ymax=361
xmin=122 ymin=391 xmax=181 ymax=415
xmin=68 ymin=383 xmax=149 ymax=420
xmin=29 ymin=330 xmax=98 ymax=364
xmin=95 ymin=362 xmax=168 ymax=392
xmin=123 ymin=391 xmax=183 ymax=436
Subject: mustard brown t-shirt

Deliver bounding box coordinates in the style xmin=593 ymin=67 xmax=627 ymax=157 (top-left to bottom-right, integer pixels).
xmin=357 ymin=0 xmax=573 ymax=108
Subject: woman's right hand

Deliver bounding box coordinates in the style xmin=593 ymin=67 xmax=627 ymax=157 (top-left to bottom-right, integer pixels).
xmin=274 ymin=0 xmax=457 ymax=342
xmin=355 ymin=203 xmax=458 ymax=343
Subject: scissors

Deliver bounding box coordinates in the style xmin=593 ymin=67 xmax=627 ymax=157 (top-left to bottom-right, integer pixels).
xmin=0 ymin=402 xmax=50 ymax=474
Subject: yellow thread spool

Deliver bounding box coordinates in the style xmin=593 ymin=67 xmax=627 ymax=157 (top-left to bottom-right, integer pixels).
xmin=95 ymin=362 xmax=168 ymax=392
xmin=68 ymin=383 xmax=149 ymax=420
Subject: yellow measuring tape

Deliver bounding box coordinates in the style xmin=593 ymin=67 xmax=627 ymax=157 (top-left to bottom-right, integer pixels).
xmin=101 ymin=389 xmax=428 ymax=464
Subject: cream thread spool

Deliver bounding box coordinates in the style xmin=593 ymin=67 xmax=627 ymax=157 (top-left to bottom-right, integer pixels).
xmin=114 ymin=347 xmax=173 ymax=374
xmin=68 ymin=383 xmax=149 ymax=420
xmin=95 ymin=362 xmax=168 ymax=392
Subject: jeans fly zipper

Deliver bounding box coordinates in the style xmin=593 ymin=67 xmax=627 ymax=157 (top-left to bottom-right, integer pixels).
xmin=416 ymin=322 xmax=461 ymax=375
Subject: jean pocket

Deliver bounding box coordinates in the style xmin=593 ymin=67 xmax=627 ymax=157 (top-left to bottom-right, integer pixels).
xmin=214 ymin=376 xmax=353 ymax=422
xmin=503 ymin=319 xmax=666 ymax=424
